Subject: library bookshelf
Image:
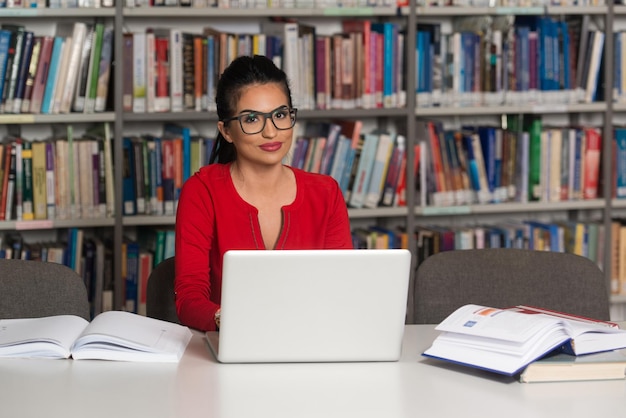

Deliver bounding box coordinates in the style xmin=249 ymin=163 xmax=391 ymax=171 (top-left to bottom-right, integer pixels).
xmin=2 ymin=0 xmax=626 ymax=322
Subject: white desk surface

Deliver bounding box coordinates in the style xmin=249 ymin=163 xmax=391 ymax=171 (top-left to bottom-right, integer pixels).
xmin=1 ymin=324 xmax=625 ymax=418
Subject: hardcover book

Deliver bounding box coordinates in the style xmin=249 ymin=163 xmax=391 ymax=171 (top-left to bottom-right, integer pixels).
xmin=423 ymin=304 xmax=626 ymax=376
xmin=520 ymin=348 xmax=626 ymax=383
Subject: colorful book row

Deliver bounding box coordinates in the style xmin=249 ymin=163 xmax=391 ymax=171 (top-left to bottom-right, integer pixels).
xmin=124 ymin=19 xmax=405 ymax=113
xmin=286 ymin=119 xmax=411 ymax=209
xmin=417 ymin=118 xmax=602 ymax=207
xmin=0 ymin=123 xmax=115 ymax=221
xmin=416 ymin=15 xmax=604 ymax=108
xmin=0 ymin=21 xmax=113 ymax=115
xmin=122 ymin=124 xmax=215 ymax=216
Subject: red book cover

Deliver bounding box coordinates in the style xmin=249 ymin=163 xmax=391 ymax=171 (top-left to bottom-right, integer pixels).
xmin=193 ymin=34 xmax=203 ymax=112
xmin=427 ymin=121 xmax=446 ymax=193
xmin=583 ymin=127 xmax=602 ymax=199
xmin=0 ymin=142 xmax=13 ymax=221
xmin=154 ymin=35 xmax=170 ymax=112
xmin=372 ymin=32 xmax=384 ymax=109
xmin=29 ymin=35 xmax=53 ymax=114
xmin=343 ymin=20 xmax=372 ymax=109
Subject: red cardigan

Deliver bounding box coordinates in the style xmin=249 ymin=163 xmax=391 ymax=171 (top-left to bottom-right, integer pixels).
xmin=174 ymin=163 xmax=353 ymax=331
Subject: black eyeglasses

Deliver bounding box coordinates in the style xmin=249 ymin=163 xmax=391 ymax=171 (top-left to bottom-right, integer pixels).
xmin=222 ymin=106 xmax=298 ymax=135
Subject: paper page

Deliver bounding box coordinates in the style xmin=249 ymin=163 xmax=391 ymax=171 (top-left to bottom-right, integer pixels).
xmin=434 ymin=304 xmax=560 ymax=343
xmin=71 ymin=310 xmax=192 ymax=362
xmin=0 ymin=316 xmax=89 ymax=358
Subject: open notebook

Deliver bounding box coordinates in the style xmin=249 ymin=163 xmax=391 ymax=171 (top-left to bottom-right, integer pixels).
xmin=206 ymin=249 xmax=411 ymax=363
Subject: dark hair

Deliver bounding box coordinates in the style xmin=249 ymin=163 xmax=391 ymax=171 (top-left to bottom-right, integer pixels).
xmin=209 ymin=55 xmax=293 ymax=164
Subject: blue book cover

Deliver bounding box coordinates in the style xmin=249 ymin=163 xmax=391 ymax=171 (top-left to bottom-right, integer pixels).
xmin=537 ymin=17 xmax=549 ymax=91
xmin=615 ymin=128 xmax=626 ymax=198
xmin=371 ymin=22 xmax=395 ymax=107
xmin=13 ymin=30 xmax=34 ymax=113
xmin=416 ymin=30 xmax=431 ymax=94
xmin=517 ymin=25 xmax=530 ymax=93
xmin=0 ymin=30 xmax=13 ymax=106
xmin=125 ymin=240 xmax=140 ymax=313
xmin=329 ymin=135 xmax=350 ymax=187
xmin=560 ymin=21 xmax=571 ymax=91
xmin=122 ymin=137 xmax=136 ymax=216
xmin=319 ymin=123 xmax=342 ymax=176
xmin=348 ymin=133 xmax=379 ymax=208
xmin=525 ymin=221 xmax=563 ymax=252
xmin=572 ymin=128 xmax=584 ymax=199
xmin=548 ymin=18 xmax=559 ymax=91
xmin=340 ymin=146 xmax=357 ymax=203
xmin=40 ymin=36 xmax=63 ymax=114
xmin=163 ymin=123 xmax=191 ymax=184
xmin=462 ymin=132 xmax=481 ymax=193
xmin=153 ymin=136 xmax=164 ymax=215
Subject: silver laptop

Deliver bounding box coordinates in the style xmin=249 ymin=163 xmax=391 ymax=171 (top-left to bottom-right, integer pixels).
xmin=205 ymin=249 xmax=411 ymax=363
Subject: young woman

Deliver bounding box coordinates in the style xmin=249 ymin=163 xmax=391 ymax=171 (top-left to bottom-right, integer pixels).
xmin=174 ymin=55 xmax=353 ymax=331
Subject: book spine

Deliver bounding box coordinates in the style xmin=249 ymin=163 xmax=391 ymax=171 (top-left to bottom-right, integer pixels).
xmin=132 ymin=31 xmax=147 ymax=113
xmin=36 ymin=36 xmax=61 ymax=115
xmin=583 ymin=127 xmax=602 ymax=200
xmin=84 ymin=23 xmax=104 ymax=114
xmin=169 ymin=29 xmax=184 ymax=112
xmin=122 ymin=32 xmax=134 ymax=112
xmin=20 ymin=36 xmax=43 ymax=114
xmin=94 ymin=27 xmax=113 ymax=113
xmin=45 ymin=141 xmax=56 ymax=220
xmin=55 ymin=138 xmax=69 ymax=220
xmin=21 ymin=141 xmax=34 ymax=221
xmin=145 ymin=30 xmax=156 ymax=114
xmin=3 ymin=26 xmax=25 ymax=114
xmin=12 ymin=30 xmax=34 ymax=114
xmin=122 ymin=137 xmax=136 ymax=216
xmin=60 ymin=23 xmax=87 ymax=114
xmin=4 ymin=144 xmax=16 ymax=221
xmin=154 ymin=35 xmax=170 ymax=112
xmin=0 ymin=143 xmax=11 ymax=221
xmin=31 ymin=141 xmax=47 ymax=220
xmin=0 ymin=30 xmax=13 ymax=110
xmin=72 ymin=24 xmax=94 ymax=113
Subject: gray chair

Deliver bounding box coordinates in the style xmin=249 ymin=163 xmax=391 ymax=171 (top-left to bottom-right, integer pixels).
xmin=146 ymin=257 xmax=180 ymax=324
xmin=0 ymin=259 xmax=90 ymax=320
xmin=413 ymin=248 xmax=611 ymax=324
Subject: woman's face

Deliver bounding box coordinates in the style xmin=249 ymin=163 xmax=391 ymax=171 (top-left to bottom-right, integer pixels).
xmin=218 ymin=82 xmax=294 ymax=168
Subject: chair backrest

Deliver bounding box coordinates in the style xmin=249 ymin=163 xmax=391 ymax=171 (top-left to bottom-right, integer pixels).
xmin=413 ymin=248 xmax=611 ymax=324
xmin=146 ymin=257 xmax=179 ymax=324
xmin=0 ymin=259 xmax=90 ymax=320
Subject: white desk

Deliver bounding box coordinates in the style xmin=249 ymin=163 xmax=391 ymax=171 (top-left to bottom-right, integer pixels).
xmin=1 ymin=325 xmax=625 ymax=418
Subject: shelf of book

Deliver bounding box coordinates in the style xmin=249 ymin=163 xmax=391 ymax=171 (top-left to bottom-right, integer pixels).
xmin=415 ymin=103 xmax=608 ymax=116
xmin=414 ymin=5 xmax=608 ymax=16
xmin=123 ymin=6 xmax=399 ymax=17
xmin=0 ymin=218 xmax=115 ymax=232
xmin=0 ymin=113 xmax=116 ymax=125
xmin=415 ymin=200 xmax=607 ymax=217
xmin=0 ymin=8 xmax=115 ymax=18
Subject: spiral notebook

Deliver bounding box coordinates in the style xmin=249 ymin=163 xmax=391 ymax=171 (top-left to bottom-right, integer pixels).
xmin=205 ymin=249 xmax=411 ymax=363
